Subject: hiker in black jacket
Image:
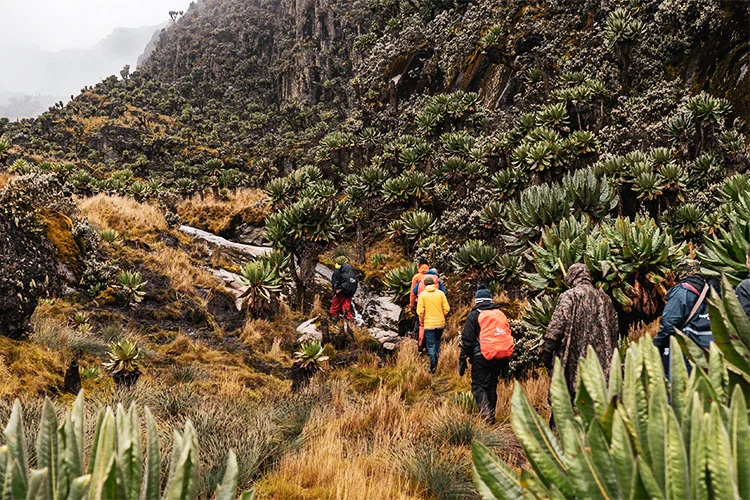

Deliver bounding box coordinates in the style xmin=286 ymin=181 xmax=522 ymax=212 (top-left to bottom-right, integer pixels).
xmin=735 ymin=246 xmax=750 ymax=320
xmin=330 ymin=256 xmax=358 ymax=321
xmin=460 ymin=285 xmax=512 ymax=424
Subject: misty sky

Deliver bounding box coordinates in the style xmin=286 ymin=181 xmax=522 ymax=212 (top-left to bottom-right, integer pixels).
xmin=1 ymin=0 xmax=191 ymax=51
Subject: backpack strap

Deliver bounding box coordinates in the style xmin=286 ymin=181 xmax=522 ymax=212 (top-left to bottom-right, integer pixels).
xmin=681 ymin=282 xmax=701 ymax=295
xmin=684 ymin=284 xmax=710 ymax=328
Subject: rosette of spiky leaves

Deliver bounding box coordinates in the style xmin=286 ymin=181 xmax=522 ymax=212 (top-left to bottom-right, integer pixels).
xmin=668 ymin=203 xmax=706 ymax=239
xmin=291 ymin=165 xmax=324 ymax=186
xmin=587 ymin=215 xmax=685 ymax=314
xmin=720 ymin=129 xmax=745 ymax=156
xmin=689 ymin=152 xmax=725 ymax=187
xmin=382 ymin=171 xmax=431 ymax=204
xmin=536 ymin=103 xmax=569 ymax=130
xmin=631 ymin=171 xmax=663 ymax=201
xmin=103 ymin=339 xmax=140 ymax=377
xmin=10 ymin=159 xmax=34 ymax=175
xmin=358 ymin=127 xmax=381 ymax=147
xmin=524 ymin=141 xmax=558 ymax=173
xmin=521 ymin=294 xmax=558 ymax=335
xmin=562 ymin=168 xmax=618 ymax=218
xmin=559 ymin=71 xmax=587 ymax=87
xmin=116 ymin=270 xmax=147 ymax=305
xmin=687 ymin=92 xmax=732 ymax=125
xmin=237 ymin=260 xmax=283 ymax=318
xmin=604 ymin=7 xmax=644 ymax=46
xmin=294 ymin=342 xmax=329 ymax=371
xmin=416 ymin=234 xmax=452 ymax=272
xmin=496 ymin=254 xmax=523 ymax=283
xmin=129 ymin=181 xmax=150 ymax=202
xmin=479 ymin=23 xmax=504 ymax=47
xmin=317 ymin=131 xmax=356 ymax=160
xmin=385 ymin=262 xmax=419 ymax=304
xmin=297 ymin=179 xmax=337 ymax=200
xmin=717 ymin=173 xmax=750 ymax=204
xmin=265 ymin=197 xmax=343 ymax=249
xmin=441 ymin=130 xmax=476 ymax=156
xmin=666 ymin=112 xmax=694 ymax=148
xmin=658 ymin=163 xmax=688 ymax=198
xmin=400 ymin=209 xmax=436 ymax=244
xmin=259 ymin=249 xmax=293 ymax=283
xmin=524 ymin=215 xmax=593 ymax=292
xmin=649 ymin=147 xmax=673 ymax=167
xmin=265 ymin=178 xmax=291 ymax=206
xmin=563 ymin=130 xmax=597 ymax=156
xmin=176 ymin=177 xmax=197 ymax=197
xmin=503 ymin=184 xmax=571 ymax=251
xmin=479 ymin=201 xmax=505 ymax=229
xmin=594 ymin=154 xmax=627 ymax=180
xmin=68 ymin=170 xmax=95 ymax=192
xmin=345 ymin=165 xmax=389 ymax=201
xmin=0 ymin=135 xmax=9 ymax=160
xmin=452 ymin=240 xmax=501 ymax=282
xmin=490 ymin=168 xmax=524 ymax=199
xmin=700 ymin=203 xmax=750 ymax=286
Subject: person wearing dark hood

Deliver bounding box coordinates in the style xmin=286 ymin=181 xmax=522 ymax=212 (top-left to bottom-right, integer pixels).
xmin=735 ymin=247 xmax=750 ymax=320
xmin=653 ymin=259 xmax=713 ymax=378
xmin=460 ymin=285 xmax=514 ymax=424
xmin=541 ymin=264 xmax=619 ymax=398
xmin=330 ymin=256 xmax=358 ymax=323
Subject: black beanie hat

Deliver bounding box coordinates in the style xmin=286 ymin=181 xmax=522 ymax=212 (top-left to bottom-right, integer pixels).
xmin=475 ymin=284 xmax=492 ymax=303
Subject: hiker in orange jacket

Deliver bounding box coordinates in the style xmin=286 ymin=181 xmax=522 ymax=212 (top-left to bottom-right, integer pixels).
xmin=409 ymin=258 xmax=430 ymax=309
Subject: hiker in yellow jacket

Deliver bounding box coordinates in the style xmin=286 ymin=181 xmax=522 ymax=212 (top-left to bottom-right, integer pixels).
xmin=417 ymin=276 xmax=450 ymax=373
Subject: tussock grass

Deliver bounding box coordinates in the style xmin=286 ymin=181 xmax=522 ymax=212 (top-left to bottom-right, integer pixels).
xmin=177 ymin=188 xmax=269 ymax=235
xmin=78 ymin=194 xmax=167 ymax=237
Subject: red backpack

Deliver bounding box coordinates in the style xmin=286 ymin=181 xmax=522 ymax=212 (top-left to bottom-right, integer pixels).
xmin=478 ymin=309 xmax=514 ymax=360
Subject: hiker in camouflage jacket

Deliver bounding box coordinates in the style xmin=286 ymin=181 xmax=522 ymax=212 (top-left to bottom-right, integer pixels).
xmin=541 ymin=264 xmax=620 ymax=397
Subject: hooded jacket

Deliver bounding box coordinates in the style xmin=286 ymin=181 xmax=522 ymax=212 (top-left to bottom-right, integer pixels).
xmin=417 ymin=284 xmax=450 ymax=329
xmin=332 ymin=263 xmax=357 ymax=297
xmin=409 ymin=263 xmax=430 ymax=308
xmin=412 ymin=269 xmax=447 ymax=297
xmin=461 ymin=302 xmax=502 ymax=359
xmin=543 ymin=264 xmax=619 ymax=396
xmin=654 ymin=275 xmax=712 ymax=349
xmin=736 ymin=275 xmax=750 ymax=321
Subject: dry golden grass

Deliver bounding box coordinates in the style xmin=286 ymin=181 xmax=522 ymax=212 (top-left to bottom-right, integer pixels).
xmin=78 ymin=194 xmax=167 ymax=237
xmin=0 ymin=336 xmax=65 ymax=398
xmin=0 ymin=171 xmax=13 ymax=189
xmin=142 ymin=245 xmax=219 ymax=295
xmin=177 ymin=189 xmax=269 ymax=234
xmin=629 ymin=318 xmax=660 ymax=342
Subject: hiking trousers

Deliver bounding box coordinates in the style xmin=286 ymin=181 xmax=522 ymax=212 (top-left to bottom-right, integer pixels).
xmin=471 ymin=354 xmax=510 ymax=424
xmin=330 ymin=295 xmax=353 ymax=320
xmin=424 ymin=328 xmax=444 ymax=373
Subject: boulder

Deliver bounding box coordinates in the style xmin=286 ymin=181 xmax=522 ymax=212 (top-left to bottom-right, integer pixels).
xmin=296 ymin=317 xmax=323 ymax=343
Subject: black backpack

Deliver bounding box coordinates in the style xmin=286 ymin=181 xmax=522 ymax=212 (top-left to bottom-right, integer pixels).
xmin=338 ymin=265 xmax=358 ymax=297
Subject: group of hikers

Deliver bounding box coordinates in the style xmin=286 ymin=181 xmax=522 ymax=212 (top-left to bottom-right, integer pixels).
xmin=328 ymin=247 xmax=750 ymax=425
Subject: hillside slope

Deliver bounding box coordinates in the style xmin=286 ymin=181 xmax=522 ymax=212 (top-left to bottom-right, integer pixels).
xmin=0 ymin=1 xmax=749 ymax=497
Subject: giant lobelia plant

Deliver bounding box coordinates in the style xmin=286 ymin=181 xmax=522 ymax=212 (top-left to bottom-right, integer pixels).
xmin=0 ymin=393 xmax=253 ymax=499
xmin=472 ymin=332 xmax=749 ymax=499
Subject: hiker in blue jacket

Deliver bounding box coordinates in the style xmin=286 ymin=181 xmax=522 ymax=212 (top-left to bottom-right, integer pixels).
xmin=653 ymin=259 xmax=713 ymax=378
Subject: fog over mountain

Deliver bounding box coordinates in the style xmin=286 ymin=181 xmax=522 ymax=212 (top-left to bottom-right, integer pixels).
xmin=0 ymin=23 xmax=168 ymax=119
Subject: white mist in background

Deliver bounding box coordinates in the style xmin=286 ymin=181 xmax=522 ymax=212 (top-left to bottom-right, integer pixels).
xmin=0 ymin=0 xmax=189 ymax=119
